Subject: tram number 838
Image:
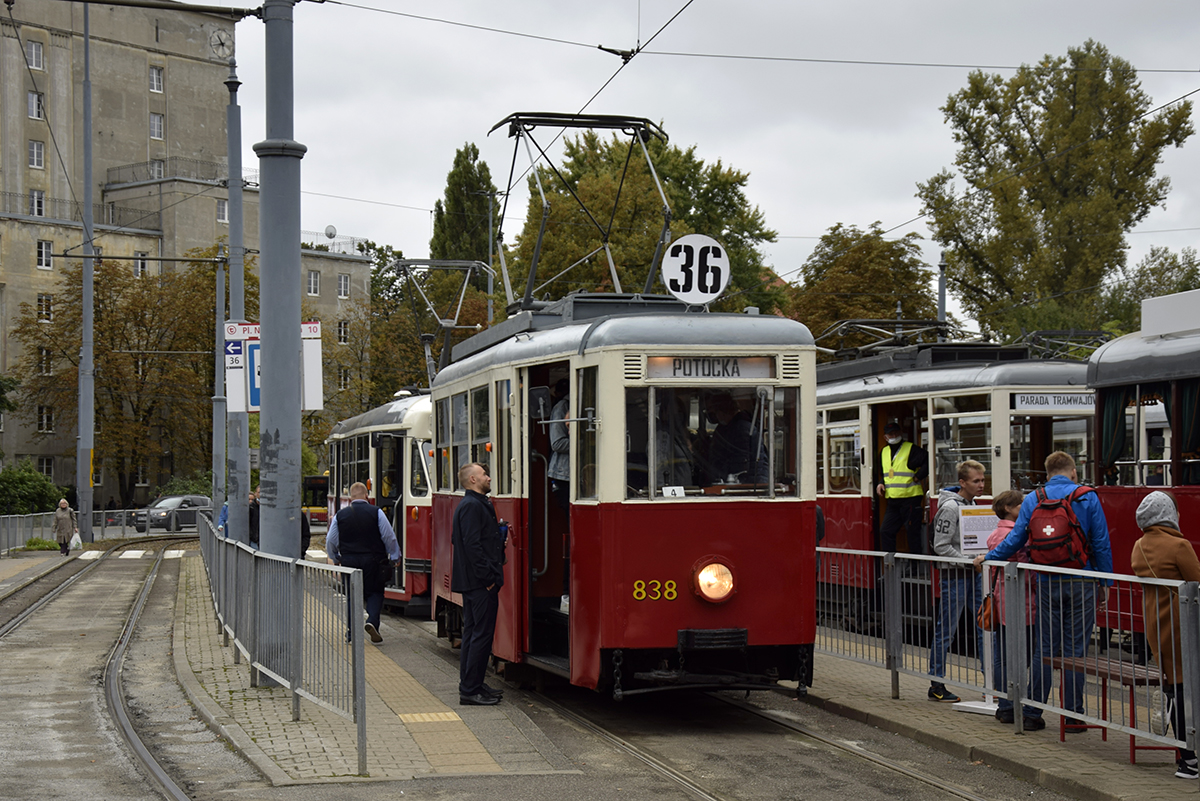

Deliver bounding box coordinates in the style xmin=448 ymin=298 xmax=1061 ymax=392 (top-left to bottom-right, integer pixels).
xmin=633 ymin=580 xmax=678 ymax=601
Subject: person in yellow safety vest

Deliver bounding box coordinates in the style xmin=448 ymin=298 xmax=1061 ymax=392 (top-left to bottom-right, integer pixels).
xmin=875 ymin=421 xmax=929 ymax=553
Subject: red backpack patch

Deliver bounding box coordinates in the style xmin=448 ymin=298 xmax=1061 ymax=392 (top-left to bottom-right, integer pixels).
xmin=1027 ymin=486 xmax=1094 ymax=568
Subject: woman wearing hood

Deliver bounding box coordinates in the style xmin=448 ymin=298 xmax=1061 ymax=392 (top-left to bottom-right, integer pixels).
xmin=1130 ymin=490 xmax=1200 ymax=780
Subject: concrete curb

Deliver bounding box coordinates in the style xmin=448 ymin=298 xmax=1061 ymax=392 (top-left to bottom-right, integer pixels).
xmin=0 ymin=553 xmax=77 ymax=602
xmin=170 ymin=557 xmax=296 ymax=787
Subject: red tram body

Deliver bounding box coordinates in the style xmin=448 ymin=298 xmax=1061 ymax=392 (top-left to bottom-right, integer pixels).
xmin=427 ymin=294 xmax=819 ymax=695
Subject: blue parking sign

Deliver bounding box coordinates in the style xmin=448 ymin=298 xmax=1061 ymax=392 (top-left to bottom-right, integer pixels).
xmin=247 ymin=342 xmax=261 ymax=410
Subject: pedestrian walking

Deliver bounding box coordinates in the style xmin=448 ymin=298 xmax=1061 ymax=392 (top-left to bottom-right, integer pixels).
xmin=53 ymin=498 xmax=77 ymax=556
xmin=326 ymin=482 xmax=400 ymax=645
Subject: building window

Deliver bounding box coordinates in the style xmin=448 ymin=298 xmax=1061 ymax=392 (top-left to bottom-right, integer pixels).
xmin=337 ymin=273 xmax=351 ymax=299
xmin=149 ymin=159 xmax=165 ymax=180
xmin=338 ymin=367 xmax=351 ymax=390
xmin=29 ymin=140 xmax=45 ymax=169
xmin=149 ymin=65 xmax=164 ymax=93
xmin=337 ymin=321 xmax=349 ymax=344
xmin=134 ymin=252 xmax=149 ymax=277
xmin=217 ymin=199 xmax=228 ymax=223
xmin=29 ymin=190 xmax=45 ymax=217
xmin=37 ymin=347 xmax=52 ymax=375
xmin=37 ymin=456 xmax=53 ymax=478
xmin=37 ymin=406 xmax=54 ymax=433
xmin=26 ymin=40 xmax=44 ymax=69
xmin=37 ymin=293 xmax=53 ymax=322
xmin=28 ymin=91 xmax=45 ymax=120
xmin=36 ymin=241 xmax=53 ymax=270
xmin=307 ymin=270 xmax=320 ymax=296
xmin=150 ymin=112 xmax=164 ymax=140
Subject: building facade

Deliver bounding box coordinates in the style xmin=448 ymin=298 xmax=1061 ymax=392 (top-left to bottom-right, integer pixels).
xmin=0 ymin=5 xmax=371 ymax=506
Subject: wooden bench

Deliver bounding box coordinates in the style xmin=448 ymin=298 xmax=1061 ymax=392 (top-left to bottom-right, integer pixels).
xmin=1043 ymin=656 xmax=1175 ymax=763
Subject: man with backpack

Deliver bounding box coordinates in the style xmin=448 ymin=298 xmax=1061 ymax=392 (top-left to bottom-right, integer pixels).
xmin=973 ymin=451 xmax=1113 ymax=731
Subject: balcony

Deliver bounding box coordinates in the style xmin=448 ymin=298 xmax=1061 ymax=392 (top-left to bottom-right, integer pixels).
xmin=0 ymin=192 xmax=160 ymax=231
xmin=106 ymin=157 xmax=259 ymax=187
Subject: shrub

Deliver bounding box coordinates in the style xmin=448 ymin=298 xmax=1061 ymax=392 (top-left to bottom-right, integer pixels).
xmin=24 ymin=536 xmax=59 ymax=551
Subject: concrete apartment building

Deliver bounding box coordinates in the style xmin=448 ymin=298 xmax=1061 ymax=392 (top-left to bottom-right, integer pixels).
xmin=1 ymin=4 xmax=371 ymax=505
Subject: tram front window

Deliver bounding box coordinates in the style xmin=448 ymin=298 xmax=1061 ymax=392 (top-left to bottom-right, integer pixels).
xmin=625 ymin=386 xmax=799 ymax=498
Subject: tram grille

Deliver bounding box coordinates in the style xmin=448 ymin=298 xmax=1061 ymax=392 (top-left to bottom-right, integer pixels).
xmin=677 ymin=628 xmax=748 ymax=650
xmin=779 ymin=353 xmax=802 ymax=380
xmin=624 ymin=354 xmax=644 ymax=380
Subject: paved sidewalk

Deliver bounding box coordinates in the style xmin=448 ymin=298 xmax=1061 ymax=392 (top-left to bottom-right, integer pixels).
xmin=0 ymin=552 xmax=64 ymax=595
xmin=174 ymin=555 xmax=572 ymax=784
xmin=798 ymin=654 xmax=1200 ymax=801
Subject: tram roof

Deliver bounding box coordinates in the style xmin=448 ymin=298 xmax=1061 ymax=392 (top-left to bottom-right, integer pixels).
xmin=1088 ymin=328 xmax=1200 ymax=388
xmin=817 ymin=354 xmax=1088 ymax=406
xmin=327 ymin=393 xmax=430 ymax=439
xmin=438 ymin=293 xmax=813 ymax=386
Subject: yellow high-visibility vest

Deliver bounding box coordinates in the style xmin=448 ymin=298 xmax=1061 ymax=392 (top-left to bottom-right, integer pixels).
xmin=881 ymin=441 xmax=922 ymax=498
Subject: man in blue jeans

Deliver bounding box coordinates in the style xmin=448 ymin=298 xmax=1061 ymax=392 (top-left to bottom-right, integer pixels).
xmin=974 ymin=451 xmax=1112 ymax=731
xmin=928 ymin=460 xmax=987 ymax=702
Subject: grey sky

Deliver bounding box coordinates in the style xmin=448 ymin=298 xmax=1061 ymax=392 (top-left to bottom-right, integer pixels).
xmin=216 ymin=0 xmax=1199 ymax=324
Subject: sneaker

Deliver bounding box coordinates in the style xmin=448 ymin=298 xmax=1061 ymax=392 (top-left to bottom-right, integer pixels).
xmin=364 ymin=622 xmax=383 ymax=644
xmin=1176 ymin=760 xmax=1199 ymax=780
xmin=1023 ymin=715 xmax=1046 ymax=731
xmin=995 ymin=708 xmax=1014 ymax=724
xmin=928 ymin=683 xmax=960 ymax=703
xmin=560 ymin=594 xmax=570 ymax=613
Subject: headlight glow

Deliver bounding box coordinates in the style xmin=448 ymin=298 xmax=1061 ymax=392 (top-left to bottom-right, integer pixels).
xmin=696 ymin=562 xmax=734 ymax=602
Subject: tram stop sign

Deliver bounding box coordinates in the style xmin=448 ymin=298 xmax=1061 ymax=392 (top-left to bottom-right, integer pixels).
xmin=661 ymin=234 xmax=731 ymax=306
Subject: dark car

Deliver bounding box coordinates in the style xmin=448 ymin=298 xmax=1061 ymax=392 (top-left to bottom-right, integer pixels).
xmin=135 ymin=494 xmax=211 ymax=532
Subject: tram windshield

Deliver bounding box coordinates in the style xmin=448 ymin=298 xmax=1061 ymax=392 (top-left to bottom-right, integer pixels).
xmin=625 ymin=386 xmax=800 ymax=498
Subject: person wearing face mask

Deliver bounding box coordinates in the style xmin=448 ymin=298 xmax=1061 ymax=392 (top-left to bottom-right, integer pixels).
xmin=876 ymin=421 xmax=929 ymax=554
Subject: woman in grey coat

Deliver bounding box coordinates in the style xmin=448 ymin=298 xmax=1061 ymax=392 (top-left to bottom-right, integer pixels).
xmin=53 ymin=499 xmax=76 ymax=556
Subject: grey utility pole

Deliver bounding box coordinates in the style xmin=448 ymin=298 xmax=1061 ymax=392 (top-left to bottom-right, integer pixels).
xmin=226 ymin=60 xmax=250 ymax=544
xmin=252 ymin=0 xmax=306 ymax=558
xmin=212 ymin=245 xmax=226 ymax=514
xmin=77 ymin=7 xmax=95 ymax=539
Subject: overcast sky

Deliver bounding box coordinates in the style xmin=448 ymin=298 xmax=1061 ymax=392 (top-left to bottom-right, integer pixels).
xmin=212 ymin=0 xmax=1199 ymax=325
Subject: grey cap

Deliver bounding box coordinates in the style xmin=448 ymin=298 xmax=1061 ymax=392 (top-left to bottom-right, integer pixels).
xmin=1136 ymin=491 xmax=1180 ymax=531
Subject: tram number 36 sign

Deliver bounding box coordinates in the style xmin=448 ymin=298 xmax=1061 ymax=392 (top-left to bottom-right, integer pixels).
xmin=662 ymin=234 xmax=730 ymax=306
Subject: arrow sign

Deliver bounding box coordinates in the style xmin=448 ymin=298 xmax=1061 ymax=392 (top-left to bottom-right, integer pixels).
xmin=225 ymin=341 xmax=242 ymax=356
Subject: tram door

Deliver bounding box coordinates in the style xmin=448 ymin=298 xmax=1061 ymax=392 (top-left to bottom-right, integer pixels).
xmin=376 ymin=433 xmax=405 ymax=591
xmin=871 ymin=402 xmax=929 ymax=555
xmin=525 ymin=361 xmax=571 ymax=663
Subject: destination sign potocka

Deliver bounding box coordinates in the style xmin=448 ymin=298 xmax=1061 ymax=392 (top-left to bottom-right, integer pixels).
xmin=647 ymin=356 xmax=774 ymax=380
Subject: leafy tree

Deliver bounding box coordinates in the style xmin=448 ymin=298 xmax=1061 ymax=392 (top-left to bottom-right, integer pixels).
xmin=155 ymin=469 xmax=214 ymax=498
xmin=1100 ymin=246 xmax=1200 ymax=336
xmin=509 ymin=130 xmax=782 ymax=312
xmin=785 ymin=223 xmax=939 ymax=354
xmin=0 ymin=374 xmax=18 ymax=460
xmin=11 ymin=246 xmax=259 ymax=507
xmin=0 ymin=459 xmax=64 ymax=514
xmin=916 ymin=40 xmax=1194 ymax=337
xmin=430 ymin=143 xmax=501 ymax=281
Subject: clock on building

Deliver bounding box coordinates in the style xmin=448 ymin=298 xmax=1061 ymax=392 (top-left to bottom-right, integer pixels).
xmin=209 ymin=29 xmax=234 ymax=59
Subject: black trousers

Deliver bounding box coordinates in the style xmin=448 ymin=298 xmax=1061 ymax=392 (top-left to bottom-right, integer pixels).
xmin=459 ymin=586 xmax=499 ymax=696
xmin=879 ymin=495 xmax=924 ymax=554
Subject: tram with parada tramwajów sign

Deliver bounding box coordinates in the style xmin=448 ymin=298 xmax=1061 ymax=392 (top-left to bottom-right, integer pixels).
xmin=428 ymin=292 xmax=819 ymax=697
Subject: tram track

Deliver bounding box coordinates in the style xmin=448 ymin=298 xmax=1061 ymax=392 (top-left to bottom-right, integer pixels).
xmin=0 ymin=535 xmax=197 ymax=801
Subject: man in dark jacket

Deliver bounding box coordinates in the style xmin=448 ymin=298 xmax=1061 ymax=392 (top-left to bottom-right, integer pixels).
xmin=452 ymin=462 xmax=507 ymax=706
xmin=327 ymin=482 xmax=401 ymax=644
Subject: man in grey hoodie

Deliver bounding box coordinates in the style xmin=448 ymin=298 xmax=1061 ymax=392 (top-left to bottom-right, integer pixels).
xmin=928 ymin=459 xmax=987 ymax=702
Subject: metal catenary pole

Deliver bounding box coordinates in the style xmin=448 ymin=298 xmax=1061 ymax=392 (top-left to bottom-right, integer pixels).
xmin=77 ymin=7 xmax=95 ymax=540
xmin=213 ymin=246 xmax=227 ymax=511
xmin=226 ymin=59 xmax=251 ymax=545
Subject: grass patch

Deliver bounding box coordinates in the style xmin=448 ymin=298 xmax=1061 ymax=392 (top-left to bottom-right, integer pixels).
xmin=24 ymin=536 xmax=60 ymax=551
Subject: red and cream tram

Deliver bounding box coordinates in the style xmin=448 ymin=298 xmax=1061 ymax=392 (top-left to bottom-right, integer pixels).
xmin=326 ymin=391 xmax=435 ymax=615
xmin=428 ymin=293 xmax=818 ymax=695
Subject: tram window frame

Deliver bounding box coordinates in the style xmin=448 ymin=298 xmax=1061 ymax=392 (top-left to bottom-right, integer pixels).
xmin=410 ymin=439 xmax=431 ymax=497
xmin=355 ymin=434 xmax=371 ymax=488
xmin=470 ymin=386 xmax=491 ymax=472
xmin=577 ymin=367 xmax=599 ymax=499
xmin=815 ymin=412 xmax=825 ymax=494
xmin=1009 ymin=414 xmax=1095 ymax=489
xmin=378 ymin=435 xmax=400 ymax=501
xmin=494 ymin=379 xmax=512 ymax=495
xmin=435 ymin=398 xmax=451 ymax=490
xmin=931 ymin=409 xmax=992 ymax=495
xmin=451 ymin=392 xmax=470 ymax=487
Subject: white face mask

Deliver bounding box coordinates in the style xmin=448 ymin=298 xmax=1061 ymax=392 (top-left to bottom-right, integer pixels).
xmin=886 ymin=436 xmax=901 ymax=445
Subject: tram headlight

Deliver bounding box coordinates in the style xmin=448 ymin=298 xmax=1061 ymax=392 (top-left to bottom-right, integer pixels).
xmin=695 ymin=562 xmax=734 ymax=603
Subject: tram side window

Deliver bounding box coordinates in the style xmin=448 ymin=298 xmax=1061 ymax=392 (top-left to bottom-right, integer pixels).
xmin=824 ymin=408 xmax=861 ymax=495
xmin=379 ymin=436 xmax=400 ymax=500
xmin=435 ymin=398 xmax=451 ymax=490
xmin=452 ymin=392 xmax=469 ymax=487
xmin=355 ymin=434 xmax=370 ymax=488
xmin=471 ymin=386 xmax=491 ymax=476
xmin=932 ymin=411 xmax=992 ymax=495
xmin=1101 ymin=391 xmax=1171 ymax=486
xmin=1010 ymin=415 xmax=1094 ymax=489
xmin=578 ymin=367 xmax=599 ymax=499
xmin=494 ymin=379 xmax=512 ymax=494
xmin=815 ymin=412 xmax=824 ymax=494
xmin=410 ymin=440 xmax=430 ymax=497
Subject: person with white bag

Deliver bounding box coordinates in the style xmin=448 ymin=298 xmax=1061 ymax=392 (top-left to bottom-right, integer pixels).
xmin=53 ymin=498 xmax=77 ymax=556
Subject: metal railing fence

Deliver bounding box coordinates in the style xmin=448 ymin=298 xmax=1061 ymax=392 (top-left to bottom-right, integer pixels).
xmin=816 ymin=547 xmax=1199 ymax=757
xmin=0 ymin=513 xmax=54 ymax=554
xmin=198 ymin=515 xmax=367 ymax=774
xmin=0 ymin=191 xmax=160 ymax=230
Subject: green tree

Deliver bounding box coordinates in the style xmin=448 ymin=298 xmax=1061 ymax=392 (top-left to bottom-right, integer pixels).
xmin=510 ymin=130 xmax=782 ymax=312
xmin=429 ymin=143 xmax=500 ymax=273
xmin=1100 ymin=246 xmax=1200 ymax=336
xmin=0 ymin=459 xmax=64 ymax=514
xmin=0 ymin=374 xmax=18 ymax=460
xmin=916 ymin=40 xmax=1193 ymax=337
xmin=785 ymin=223 xmax=939 ymax=354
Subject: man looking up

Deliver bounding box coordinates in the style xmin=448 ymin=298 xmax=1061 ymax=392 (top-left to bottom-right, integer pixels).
xmin=326 ymin=482 xmax=400 ymax=645
xmin=452 ymin=462 xmax=507 ymax=706
xmin=876 ymin=422 xmax=929 ymax=553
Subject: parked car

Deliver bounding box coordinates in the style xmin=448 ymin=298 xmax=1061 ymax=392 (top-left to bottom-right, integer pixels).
xmin=135 ymin=494 xmax=211 ymax=532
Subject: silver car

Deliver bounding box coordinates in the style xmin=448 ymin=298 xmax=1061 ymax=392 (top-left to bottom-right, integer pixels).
xmin=135 ymin=494 xmax=211 ymax=532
